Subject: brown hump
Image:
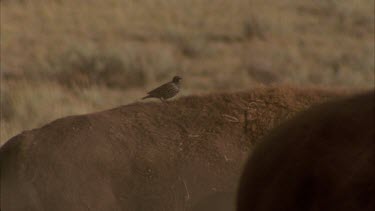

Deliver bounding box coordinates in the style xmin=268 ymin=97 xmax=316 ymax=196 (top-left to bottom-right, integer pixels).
xmin=238 ymin=90 xmax=374 ymax=211
xmin=1 ymin=86 xmax=348 ymax=211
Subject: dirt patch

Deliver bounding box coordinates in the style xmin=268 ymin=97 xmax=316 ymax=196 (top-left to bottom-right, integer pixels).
xmin=1 ymin=87 xmax=348 ymax=210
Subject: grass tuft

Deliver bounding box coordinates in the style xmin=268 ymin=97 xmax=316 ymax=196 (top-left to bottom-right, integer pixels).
xmin=49 ymin=47 xmax=147 ymax=89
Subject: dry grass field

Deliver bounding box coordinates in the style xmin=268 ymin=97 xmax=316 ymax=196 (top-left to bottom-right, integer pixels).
xmin=1 ymin=0 xmax=374 ymax=144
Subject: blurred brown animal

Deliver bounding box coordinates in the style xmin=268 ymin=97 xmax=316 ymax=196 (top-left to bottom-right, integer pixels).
xmin=0 ymin=87 xmax=346 ymax=211
xmin=237 ymin=90 xmax=374 ymax=211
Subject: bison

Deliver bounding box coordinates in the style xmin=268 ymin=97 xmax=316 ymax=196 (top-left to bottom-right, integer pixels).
xmin=237 ymin=90 xmax=374 ymax=211
xmin=1 ymin=87 xmax=345 ymax=211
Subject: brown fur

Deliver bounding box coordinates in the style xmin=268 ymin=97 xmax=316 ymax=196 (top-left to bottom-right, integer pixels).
xmin=237 ymin=90 xmax=374 ymax=211
xmin=0 ymin=87 xmax=346 ymax=211
xmin=191 ymin=192 xmax=236 ymax=211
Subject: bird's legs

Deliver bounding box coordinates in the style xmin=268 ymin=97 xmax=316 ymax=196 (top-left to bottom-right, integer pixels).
xmin=160 ymin=98 xmax=171 ymax=104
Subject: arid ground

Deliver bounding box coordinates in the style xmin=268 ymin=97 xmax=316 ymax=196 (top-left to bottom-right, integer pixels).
xmin=1 ymin=0 xmax=374 ymax=144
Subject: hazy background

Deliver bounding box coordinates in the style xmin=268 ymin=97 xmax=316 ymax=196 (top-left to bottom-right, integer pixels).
xmin=1 ymin=0 xmax=374 ymax=144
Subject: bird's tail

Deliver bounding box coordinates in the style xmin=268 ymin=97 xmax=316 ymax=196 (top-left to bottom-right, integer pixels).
xmin=142 ymin=95 xmax=151 ymax=100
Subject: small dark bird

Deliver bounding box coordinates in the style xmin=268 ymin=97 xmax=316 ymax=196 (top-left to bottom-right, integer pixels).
xmin=142 ymin=76 xmax=182 ymax=102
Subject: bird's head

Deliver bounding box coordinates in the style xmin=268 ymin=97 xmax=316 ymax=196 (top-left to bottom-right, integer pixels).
xmin=172 ymin=76 xmax=182 ymax=83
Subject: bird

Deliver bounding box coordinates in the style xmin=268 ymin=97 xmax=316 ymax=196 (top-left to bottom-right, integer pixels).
xmin=142 ymin=76 xmax=182 ymax=102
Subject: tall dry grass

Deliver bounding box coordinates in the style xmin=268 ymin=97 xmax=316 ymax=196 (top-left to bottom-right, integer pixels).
xmin=1 ymin=0 xmax=374 ymax=144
